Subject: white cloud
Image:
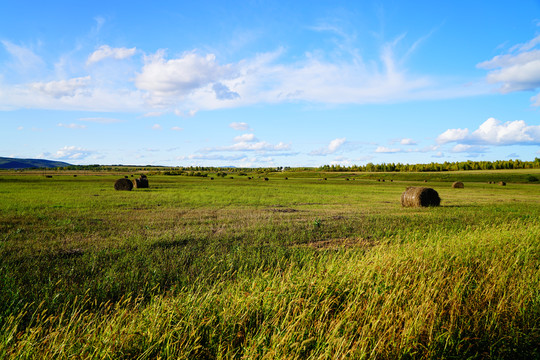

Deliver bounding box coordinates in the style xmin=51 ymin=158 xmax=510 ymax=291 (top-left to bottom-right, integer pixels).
xmin=171 ymin=126 xmax=183 ymax=131
xmin=451 ymin=144 xmax=487 ymax=153
xmin=438 ymin=118 xmax=540 ymax=146
xmin=329 ymin=138 xmax=346 ymax=152
xmin=436 ymin=128 xmax=469 ymax=144
xmin=152 ymin=124 xmax=162 ymax=130
xmin=1 ymin=31 xmax=489 ymax=113
xmin=375 ymin=146 xmax=401 ymax=153
xmin=17 ymin=126 xmax=23 ymax=130
xmin=43 ymin=146 xmax=94 ymax=160
xmin=1 ymin=40 xmax=44 ymax=74
xmin=57 ymin=123 xmax=86 ymax=129
xmin=30 ymin=76 xmax=91 ymax=98
xmin=143 ymin=112 xmax=163 ymax=117
xmin=174 ymin=109 xmax=198 ymax=117
xmin=233 ymin=133 xmax=257 ymax=143
xmin=478 ymin=35 xmax=540 ymax=94
xmin=229 ymin=122 xmax=250 ymax=131
xmin=400 ymin=138 xmax=417 ymax=145
xmin=204 ymin=141 xmax=290 ymax=152
xmin=135 ymin=50 xmax=231 ymax=104
xmin=310 ymin=137 xmax=346 ymax=155
xmin=79 ymin=117 xmax=124 ymax=123
xmin=87 ymin=45 xmax=137 ymax=65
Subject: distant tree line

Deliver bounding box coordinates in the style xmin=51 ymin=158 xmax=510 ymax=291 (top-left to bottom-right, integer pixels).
xmin=319 ymin=158 xmax=540 ymax=172
xmin=36 ymin=158 xmax=540 ymax=173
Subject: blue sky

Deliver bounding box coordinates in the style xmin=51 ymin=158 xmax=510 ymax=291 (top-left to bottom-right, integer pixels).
xmin=1 ymin=0 xmax=540 ymax=167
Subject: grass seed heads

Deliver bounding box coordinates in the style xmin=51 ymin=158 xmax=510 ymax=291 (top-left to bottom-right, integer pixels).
xmin=452 ymin=181 xmax=464 ymax=188
xmin=401 ymin=186 xmax=441 ymax=207
xmin=114 ymin=178 xmax=134 ymax=191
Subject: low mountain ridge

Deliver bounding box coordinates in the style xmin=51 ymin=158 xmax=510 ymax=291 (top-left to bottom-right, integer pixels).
xmin=0 ymin=157 xmax=72 ymax=169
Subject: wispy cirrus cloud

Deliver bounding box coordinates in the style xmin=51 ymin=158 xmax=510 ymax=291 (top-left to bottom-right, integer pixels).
xmin=87 ymin=45 xmax=136 ymax=65
xmin=57 ymin=123 xmax=86 ymax=129
xmin=229 ymin=122 xmax=250 ymax=131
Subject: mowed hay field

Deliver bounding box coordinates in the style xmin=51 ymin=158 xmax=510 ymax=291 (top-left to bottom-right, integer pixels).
xmin=0 ymin=171 xmax=539 ymax=359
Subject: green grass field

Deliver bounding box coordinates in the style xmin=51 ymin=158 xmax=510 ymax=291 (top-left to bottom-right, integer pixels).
xmin=1 ymin=170 xmax=539 ymax=359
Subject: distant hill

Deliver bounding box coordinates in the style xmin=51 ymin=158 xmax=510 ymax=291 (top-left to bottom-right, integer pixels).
xmin=0 ymin=157 xmax=72 ymax=169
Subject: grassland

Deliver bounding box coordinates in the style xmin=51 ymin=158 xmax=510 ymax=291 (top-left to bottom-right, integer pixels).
xmin=0 ymin=170 xmax=539 ymax=359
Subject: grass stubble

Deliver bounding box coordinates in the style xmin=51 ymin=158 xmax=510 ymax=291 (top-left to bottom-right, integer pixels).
xmin=0 ymin=172 xmax=539 ymax=359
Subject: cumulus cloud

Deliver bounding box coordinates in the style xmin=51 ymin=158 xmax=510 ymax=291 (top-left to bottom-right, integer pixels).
xmin=375 ymin=146 xmax=401 ymax=153
xmin=30 ymin=76 xmax=91 ymax=98
xmin=213 ymin=82 xmax=240 ymax=100
xmin=400 ymin=138 xmax=417 ymax=145
xmin=171 ymin=126 xmax=183 ymax=131
xmin=437 ymin=118 xmax=540 ymax=146
xmin=135 ymin=51 xmax=231 ymax=103
xmin=233 ymin=133 xmax=257 ymax=142
xmin=436 ymin=128 xmax=469 ymax=144
xmin=87 ymin=45 xmax=136 ymax=65
xmin=478 ymin=35 xmax=540 ymax=94
xmin=451 ymin=144 xmax=487 ymax=153
xmin=43 ymin=146 xmax=94 ymax=160
xmin=229 ymin=122 xmax=250 ymax=131
xmin=152 ymin=124 xmax=162 ymax=130
xmin=57 ymin=123 xmax=86 ymax=129
xmin=310 ymin=137 xmax=347 ymax=155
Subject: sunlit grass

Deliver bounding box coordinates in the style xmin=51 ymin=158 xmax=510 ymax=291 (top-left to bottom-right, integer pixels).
xmin=0 ymin=172 xmax=539 ymax=358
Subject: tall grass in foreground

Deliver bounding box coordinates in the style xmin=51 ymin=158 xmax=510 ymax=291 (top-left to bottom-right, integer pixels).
xmin=1 ymin=221 xmax=538 ymax=359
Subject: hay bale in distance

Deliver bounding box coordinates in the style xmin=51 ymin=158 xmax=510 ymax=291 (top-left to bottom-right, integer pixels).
xmin=452 ymin=181 xmax=464 ymax=188
xmin=401 ymin=187 xmax=441 ymax=207
xmin=134 ymin=175 xmax=149 ymax=188
xmin=498 ymin=181 xmax=506 ymax=186
xmin=114 ymin=178 xmax=133 ymax=191
xmin=264 ymin=177 xmax=269 ymax=181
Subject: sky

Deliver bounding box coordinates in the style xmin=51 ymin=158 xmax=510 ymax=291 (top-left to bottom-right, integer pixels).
xmin=1 ymin=0 xmax=540 ymax=167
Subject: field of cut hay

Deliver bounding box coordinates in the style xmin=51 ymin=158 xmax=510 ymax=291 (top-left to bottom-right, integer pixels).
xmin=0 ymin=170 xmax=539 ymax=359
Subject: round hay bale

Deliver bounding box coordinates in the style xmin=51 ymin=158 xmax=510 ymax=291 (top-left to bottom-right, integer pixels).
xmin=452 ymin=181 xmax=464 ymax=188
xmin=135 ymin=177 xmax=149 ymax=188
xmin=124 ymin=176 xmax=129 ymax=179
xmin=284 ymin=177 xmax=288 ymax=180
xmin=498 ymin=181 xmax=506 ymax=186
xmin=114 ymin=178 xmax=133 ymax=191
xmin=210 ymin=177 xmax=214 ymax=180
xmin=424 ymin=179 xmax=428 ymax=183
xmin=377 ymin=179 xmax=381 ymax=182
xmin=140 ymin=174 xmax=147 ymax=179
xmin=401 ymin=187 xmax=440 ymax=207
xmin=264 ymin=177 xmax=269 ymax=181
xmin=381 ymin=179 xmax=385 ymax=182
